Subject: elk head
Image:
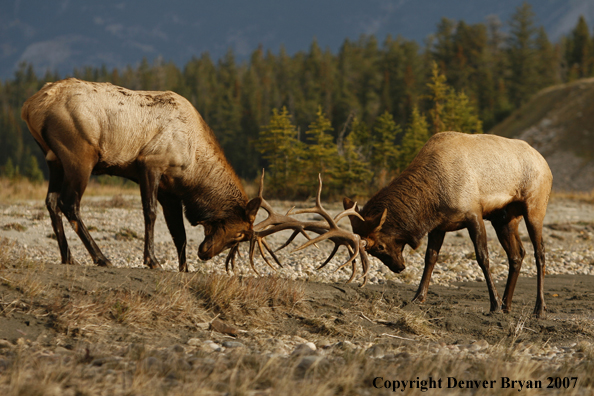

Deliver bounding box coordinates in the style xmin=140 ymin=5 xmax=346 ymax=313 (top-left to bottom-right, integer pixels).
xmin=198 ymin=197 xmax=262 ymax=260
xmin=342 ymin=198 xmax=406 ymax=274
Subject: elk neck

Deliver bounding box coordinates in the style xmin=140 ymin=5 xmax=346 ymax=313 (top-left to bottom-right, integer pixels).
xmin=182 ymin=159 xmax=249 ymax=227
xmin=362 ymin=159 xmax=443 ymax=248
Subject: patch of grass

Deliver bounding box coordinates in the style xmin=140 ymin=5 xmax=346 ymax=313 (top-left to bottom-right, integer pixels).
xmin=2 ymin=340 xmax=593 ymax=396
xmin=0 ymin=177 xmax=139 ymax=203
xmin=551 ymin=189 xmax=594 ymax=204
xmin=115 ymin=228 xmax=139 ymax=241
xmin=190 ymin=273 xmax=305 ymax=313
xmin=1 ymin=223 xmax=27 ymax=232
xmin=49 ymin=273 xmax=210 ymax=336
xmin=96 ymin=194 xmax=137 ymax=209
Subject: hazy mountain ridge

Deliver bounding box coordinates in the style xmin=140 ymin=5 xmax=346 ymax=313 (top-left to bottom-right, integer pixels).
xmin=491 ymin=78 xmax=594 ymax=192
xmin=2 ymin=0 xmax=593 ymax=80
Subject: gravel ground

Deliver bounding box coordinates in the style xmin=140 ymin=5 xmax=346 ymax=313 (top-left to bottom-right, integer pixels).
xmin=1 ymin=196 xmax=593 ymax=286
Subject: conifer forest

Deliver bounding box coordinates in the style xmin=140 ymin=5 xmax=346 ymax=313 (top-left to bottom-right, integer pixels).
xmin=1 ymin=3 xmax=592 ymax=197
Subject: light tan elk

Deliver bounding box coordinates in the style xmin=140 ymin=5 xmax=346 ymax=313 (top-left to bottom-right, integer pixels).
xmin=22 ymin=78 xmax=262 ymax=271
xmin=342 ymin=132 xmax=553 ymax=317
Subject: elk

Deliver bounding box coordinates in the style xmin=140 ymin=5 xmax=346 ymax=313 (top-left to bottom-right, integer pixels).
xmin=342 ymin=132 xmax=553 ymax=318
xmin=21 ymin=78 xmax=262 ymax=271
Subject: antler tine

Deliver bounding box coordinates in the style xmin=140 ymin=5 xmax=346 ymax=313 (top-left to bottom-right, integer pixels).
xmin=357 ymin=249 xmax=371 ymax=286
xmin=225 ymin=243 xmax=239 ymax=274
xmin=334 ymin=205 xmax=365 ymax=223
xmin=316 ymin=244 xmax=340 ymax=270
xmin=262 ymin=239 xmax=283 ymax=268
xmin=257 ymin=237 xmax=278 ymax=271
xmin=248 ymin=238 xmax=260 ymax=275
xmin=291 ymin=174 xmax=336 ymax=227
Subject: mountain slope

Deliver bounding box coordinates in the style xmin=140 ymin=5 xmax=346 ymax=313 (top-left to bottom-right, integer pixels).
xmin=490 ymin=78 xmax=594 ymax=192
xmin=2 ymin=0 xmax=593 ymax=80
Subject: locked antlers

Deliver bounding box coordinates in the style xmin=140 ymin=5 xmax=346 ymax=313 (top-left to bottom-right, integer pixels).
xmin=288 ymin=174 xmax=372 ymax=285
xmin=226 ymin=171 xmax=372 ymax=285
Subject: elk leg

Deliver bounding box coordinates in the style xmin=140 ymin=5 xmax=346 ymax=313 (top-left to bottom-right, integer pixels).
xmin=524 ymin=208 xmax=547 ymax=318
xmin=138 ymin=163 xmax=162 ymax=269
xmin=467 ymin=214 xmax=501 ymax=313
xmin=46 ymin=159 xmax=77 ymax=265
xmin=493 ymin=216 xmax=525 ymax=313
xmin=59 ymin=162 xmax=111 ymax=267
xmin=412 ymin=229 xmax=445 ymax=303
xmin=158 ymin=193 xmax=187 ymax=272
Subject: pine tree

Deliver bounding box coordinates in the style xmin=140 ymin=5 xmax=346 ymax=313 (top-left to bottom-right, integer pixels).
xmin=399 ymin=106 xmax=429 ymax=169
xmin=304 ymin=106 xmax=341 ymax=192
xmin=256 ymin=107 xmax=303 ymax=196
xmin=2 ymin=158 xmax=17 ymax=179
xmin=507 ymin=2 xmax=538 ymax=108
xmin=535 ymin=27 xmax=559 ymax=89
xmin=427 ymin=61 xmax=448 ymax=134
xmin=371 ymin=111 xmax=400 ymax=185
xmin=442 ymin=90 xmax=483 ymax=134
xmin=339 ymin=130 xmax=373 ymax=197
xmin=566 ymin=16 xmax=592 ymax=80
xmin=427 ymin=61 xmax=482 ymax=134
xmin=23 ymin=154 xmax=44 ymax=183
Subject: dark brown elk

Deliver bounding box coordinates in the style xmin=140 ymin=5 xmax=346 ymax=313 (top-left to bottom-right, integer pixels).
xmin=342 ymin=132 xmax=553 ymax=317
xmin=21 ymin=78 xmax=261 ymax=271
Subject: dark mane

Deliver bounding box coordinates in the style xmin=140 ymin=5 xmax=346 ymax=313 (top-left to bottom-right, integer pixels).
xmin=362 ymin=155 xmax=443 ymax=244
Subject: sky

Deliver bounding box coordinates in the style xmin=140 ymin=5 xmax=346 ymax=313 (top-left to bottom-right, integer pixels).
xmin=2 ymin=0 xmax=594 ymax=79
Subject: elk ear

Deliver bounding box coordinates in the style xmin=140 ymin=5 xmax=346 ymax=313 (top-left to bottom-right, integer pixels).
xmin=368 ymin=208 xmax=388 ymax=233
xmin=245 ymin=197 xmax=262 ymax=224
xmin=342 ymin=197 xmax=359 ymax=212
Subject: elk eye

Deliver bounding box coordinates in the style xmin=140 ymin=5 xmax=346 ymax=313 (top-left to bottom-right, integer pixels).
xmin=377 ymin=244 xmax=385 ymax=251
xmin=235 ymin=232 xmax=243 ymax=239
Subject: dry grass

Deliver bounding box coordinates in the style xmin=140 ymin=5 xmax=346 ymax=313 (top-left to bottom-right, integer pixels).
xmin=0 ymin=177 xmax=138 ymax=203
xmin=191 ymin=273 xmax=305 ymax=313
xmin=49 ymin=273 xmax=211 ymax=337
xmin=551 ymin=189 xmax=594 ymax=204
xmin=1 ymin=339 xmax=592 ymax=396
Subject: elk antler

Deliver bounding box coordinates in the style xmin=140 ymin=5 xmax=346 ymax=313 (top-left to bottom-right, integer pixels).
xmin=226 ymin=171 xmax=372 ymax=286
xmin=287 ymin=174 xmax=372 ymax=285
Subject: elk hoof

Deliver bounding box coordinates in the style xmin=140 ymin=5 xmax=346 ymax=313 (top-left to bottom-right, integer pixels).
xmin=533 ymin=304 xmax=546 ymax=319
xmin=411 ymin=294 xmax=426 ymax=304
xmin=63 ymin=257 xmax=80 ymax=266
xmin=145 ymin=258 xmax=162 ymax=270
xmin=489 ymin=305 xmax=503 ymax=314
xmin=96 ymin=257 xmax=113 ymax=267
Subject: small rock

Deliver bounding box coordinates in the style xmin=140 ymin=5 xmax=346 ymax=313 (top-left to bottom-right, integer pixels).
xmin=365 ymin=345 xmax=385 ymax=358
xmin=292 ymin=342 xmax=317 ymax=356
xmin=292 ymin=336 xmax=308 ymax=344
xmin=170 ymin=344 xmax=185 ymax=354
xmin=202 ymin=341 xmax=222 ymax=352
xmin=0 ymin=340 xmax=14 ymax=349
xmin=195 ymin=322 xmax=210 ymax=330
xmin=317 ymin=340 xmax=333 ymax=349
xmin=222 ymin=341 xmax=244 ymax=349
xmin=468 ymin=340 xmax=489 ymax=352
xmin=54 ymin=346 xmax=70 ymax=354
xmin=187 ymin=338 xmax=202 ymax=347
xmin=334 ymin=340 xmax=356 ymax=351
xmin=210 ymin=319 xmax=239 ymax=337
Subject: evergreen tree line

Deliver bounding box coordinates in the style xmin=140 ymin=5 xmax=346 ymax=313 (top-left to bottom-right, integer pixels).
xmin=0 ymin=3 xmax=588 ymax=196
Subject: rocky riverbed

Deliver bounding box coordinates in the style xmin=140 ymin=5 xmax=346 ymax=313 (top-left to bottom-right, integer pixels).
xmin=0 ymin=196 xmax=593 ymax=395
xmin=1 ymin=195 xmax=593 ymax=285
